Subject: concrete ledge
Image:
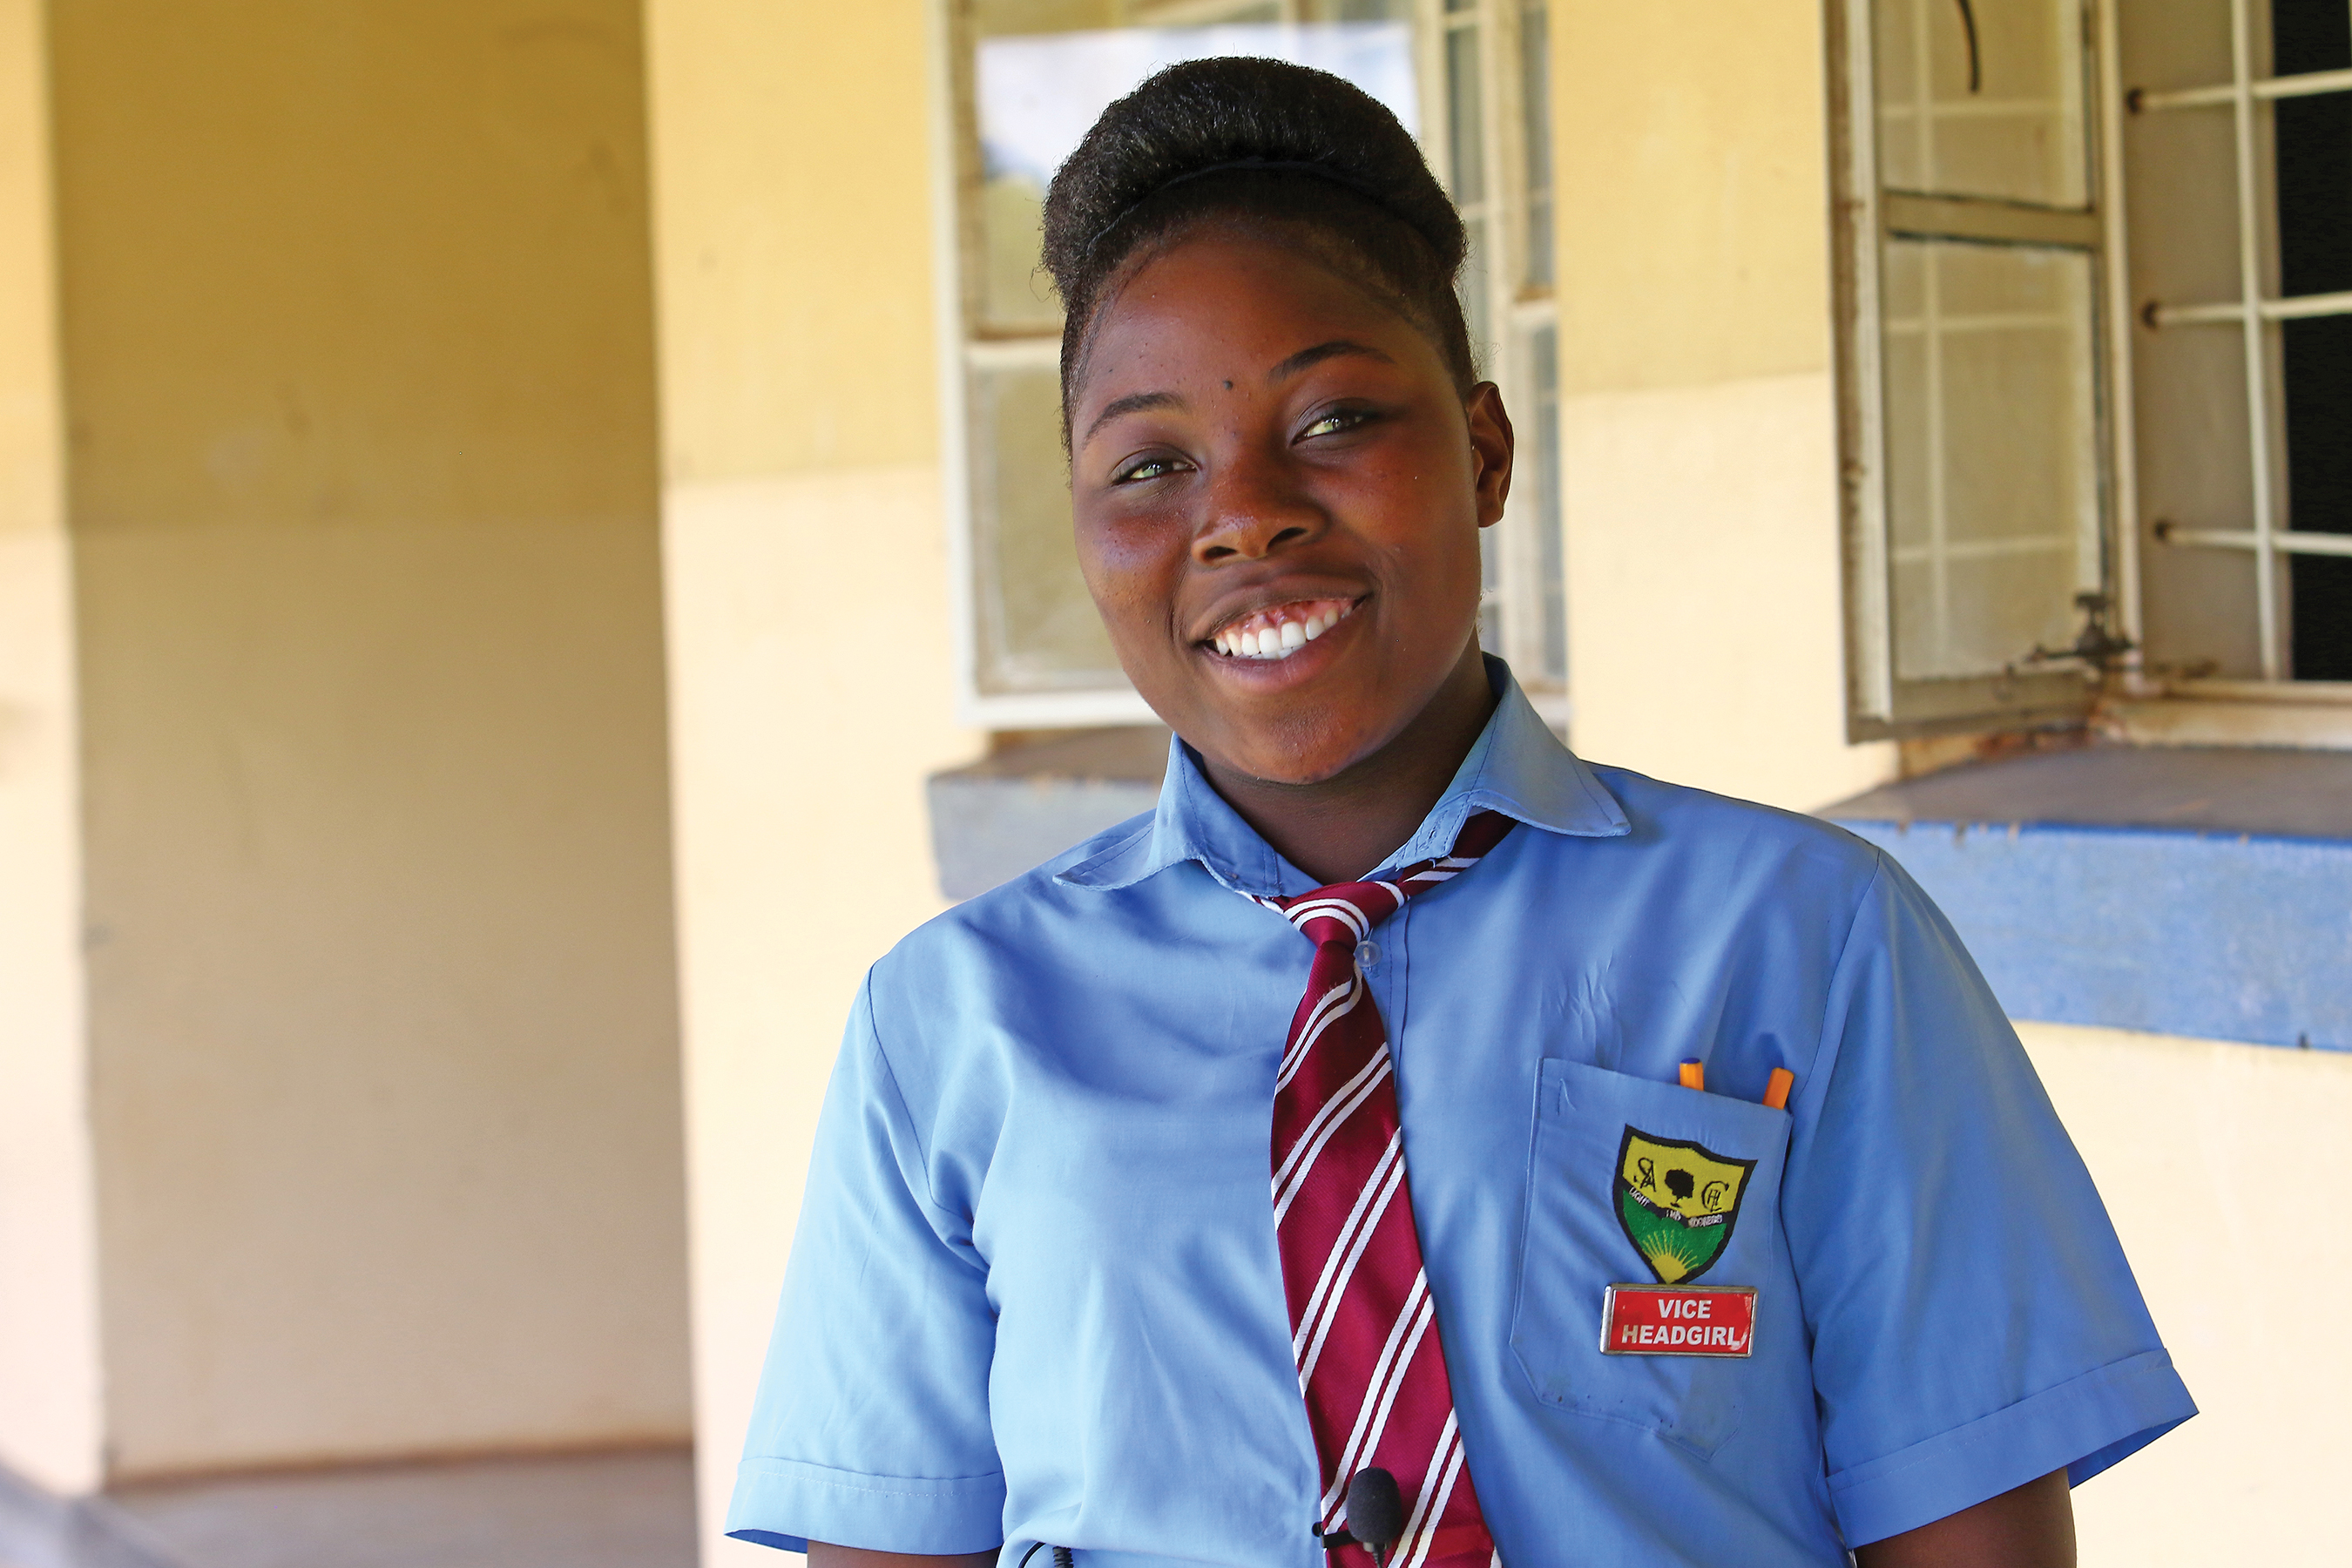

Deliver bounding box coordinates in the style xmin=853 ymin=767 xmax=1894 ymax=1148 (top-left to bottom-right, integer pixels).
xmin=927 ymin=727 xmax=1168 ymax=901
xmin=2094 ymin=683 xmax=2352 ymax=751
xmin=1828 ymin=747 xmax=2352 ymax=1051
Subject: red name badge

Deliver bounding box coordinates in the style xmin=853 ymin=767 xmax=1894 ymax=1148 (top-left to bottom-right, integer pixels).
xmin=1600 ymin=1284 xmax=1758 ymax=1356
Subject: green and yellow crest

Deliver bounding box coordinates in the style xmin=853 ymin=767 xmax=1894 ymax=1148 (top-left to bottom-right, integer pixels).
xmin=1614 ymin=1127 xmax=1756 ymax=1284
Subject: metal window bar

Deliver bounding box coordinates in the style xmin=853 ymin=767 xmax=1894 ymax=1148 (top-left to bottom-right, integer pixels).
xmin=2132 ymin=62 xmax=2352 ymax=111
xmin=2129 ymin=6 xmax=2352 ymax=677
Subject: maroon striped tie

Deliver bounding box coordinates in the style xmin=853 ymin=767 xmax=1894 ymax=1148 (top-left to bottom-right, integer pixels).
xmin=1252 ymin=812 xmax=1512 ymax=1568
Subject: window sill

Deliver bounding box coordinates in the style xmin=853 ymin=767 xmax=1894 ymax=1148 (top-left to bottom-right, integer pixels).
xmin=2092 ymin=680 xmax=2352 ymax=751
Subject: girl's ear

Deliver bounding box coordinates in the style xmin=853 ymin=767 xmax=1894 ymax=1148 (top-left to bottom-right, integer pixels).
xmin=1466 ymin=382 xmax=1515 ymax=527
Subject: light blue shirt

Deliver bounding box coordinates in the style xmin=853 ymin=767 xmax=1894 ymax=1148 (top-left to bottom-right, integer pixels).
xmin=729 ymin=660 xmax=2193 ymax=1566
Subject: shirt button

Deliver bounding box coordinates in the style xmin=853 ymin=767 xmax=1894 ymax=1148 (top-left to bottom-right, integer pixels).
xmin=1355 ymin=940 xmax=1382 ymax=970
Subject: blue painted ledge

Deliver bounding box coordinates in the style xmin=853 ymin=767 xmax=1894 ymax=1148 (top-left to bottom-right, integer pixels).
xmin=1826 ymin=747 xmax=2352 ymax=1052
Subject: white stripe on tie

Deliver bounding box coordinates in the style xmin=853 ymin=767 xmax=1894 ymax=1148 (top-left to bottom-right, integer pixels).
xmin=1321 ymin=1272 xmax=1436 ymax=1514
xmin=1278 ymin=973 xmax=1365 ymax=1090
xmin=1272 ymin=1051 xmax=1393 ymax=1218
xmin=1286 ymin=897 xmax=1371 ymax=938
xmin=1396 ymin=1416 xmax=1464 ymax=1568
xmin=1286 ymin=1130 xmax=1405 ymax=1359
xmin=1294 ymin=1143 xmax=1408 ymax=1379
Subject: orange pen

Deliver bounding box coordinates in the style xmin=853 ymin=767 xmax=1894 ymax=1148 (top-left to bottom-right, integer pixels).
xmin=1763 ymin=1067 xmax=1795 ymax=1110
xmin=1678 ymin=1058 xmax=1705 ymax=1092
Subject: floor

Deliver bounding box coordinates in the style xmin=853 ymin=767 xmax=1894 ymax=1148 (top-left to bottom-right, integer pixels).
xmin=2 ymin=1449 xmax=698 ymax=1568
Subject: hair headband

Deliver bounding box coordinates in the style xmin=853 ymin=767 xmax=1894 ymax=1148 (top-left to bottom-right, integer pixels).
xmin=1082 ymin=156 xmax=1402 ymax=258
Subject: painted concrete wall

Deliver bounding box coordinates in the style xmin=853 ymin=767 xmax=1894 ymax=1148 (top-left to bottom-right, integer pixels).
xmin=0 ymin=0 xmax=102 ymax=1494
xmin=641 ymin=2 xmax=982 ymax=1560
xmin=1552 ymin=0 xmax=1896 ymax=810
xmin=2021 ymin=1023 xmax=2351 ymax=1567
xmin=37 ymin=0 xmax=692 ymax=1477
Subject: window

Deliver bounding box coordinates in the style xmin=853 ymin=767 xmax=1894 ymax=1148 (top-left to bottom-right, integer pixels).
xmin=2126 ymin=0 xmax=2352 ymax=684
xmin=939 ymin=0 xmax=1567 ymax=727
xmin=1830 ymin=0 xmax=2352 ymax=739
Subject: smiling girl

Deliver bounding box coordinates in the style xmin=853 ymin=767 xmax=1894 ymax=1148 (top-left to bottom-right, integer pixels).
xmin=725 ymin=58 xmax=2191 ymax=1568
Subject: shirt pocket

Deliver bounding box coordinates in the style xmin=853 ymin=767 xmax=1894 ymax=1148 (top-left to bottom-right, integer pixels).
xmin=1508 ymin=1058 xmax=1792 ymax=1456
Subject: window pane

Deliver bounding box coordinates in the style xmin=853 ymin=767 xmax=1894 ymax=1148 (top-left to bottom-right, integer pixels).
xmin=1872 ymin=0 xmax=2087 ymax=207
xmin=1444 ymin=18 xmax=1490 ymax=365
xmin=1477 ymin=534 xmax=1504 ymax=651
xmin=1460 ymin=215 xmax=1491 ymax=368
xmin=971 ymin=9 xmax=1423 ymax=334
xmin=1882 ymin=239 xmax=2100 ymax=680
xmin=1519 ymin=0 xmax=1554 ymax=289
xmin=1445 ymin=23 xmax=1486 ymax=205
xmin=1461 ymin=5 xmax=1495 ymax=651
xmin=970 ymin=363 xmax=1123 ymax=693
xmin=1524 ymin=322 xmax=1567 ymax=683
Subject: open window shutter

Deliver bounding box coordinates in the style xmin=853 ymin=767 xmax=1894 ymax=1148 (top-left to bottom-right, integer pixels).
xmin=1831 ymin=0 xmax=2122 ymax=737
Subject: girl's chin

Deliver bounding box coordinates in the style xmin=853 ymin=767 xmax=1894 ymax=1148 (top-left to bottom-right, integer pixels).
xmin=1189 ymin=715 xmax=1378 ymax=791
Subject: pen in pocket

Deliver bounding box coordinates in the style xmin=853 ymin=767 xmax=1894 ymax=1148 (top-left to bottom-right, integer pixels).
xmin=1679 ymin=1058 xmax=1794 ymax=1107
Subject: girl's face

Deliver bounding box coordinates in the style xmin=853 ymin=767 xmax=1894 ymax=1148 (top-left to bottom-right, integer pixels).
xmin=1069 ymin=228 xmax=1512 ymax=787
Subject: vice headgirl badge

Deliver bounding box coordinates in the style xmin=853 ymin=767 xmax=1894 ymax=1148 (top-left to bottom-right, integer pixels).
xmin=1601 ymin=1095 xmax=1763 ymax=1356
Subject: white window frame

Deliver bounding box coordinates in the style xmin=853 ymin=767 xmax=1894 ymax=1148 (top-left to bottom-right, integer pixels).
xmin=1431 ymin=0 xmax=1569 ymax=721
xmin=931 ymin=0 xmax=1566 ymax=730
xmin=1828 ymin=0 xmax=2128 ymax=740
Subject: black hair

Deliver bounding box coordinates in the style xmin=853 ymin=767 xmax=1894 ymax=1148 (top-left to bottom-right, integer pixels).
xmin=1039 ymin=57 xmax=1477 ymax=433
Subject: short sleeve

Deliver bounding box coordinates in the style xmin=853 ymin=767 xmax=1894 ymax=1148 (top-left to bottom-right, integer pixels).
xmin=726 ymin=977 xmax=1005 ymax=1554
xmin=1783 ymin=854 xmax=2195 ymax=1548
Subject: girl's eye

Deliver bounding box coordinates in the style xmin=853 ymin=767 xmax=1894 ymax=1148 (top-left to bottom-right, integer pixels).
xmin=1112 ymin=455 xmax=1185 ymax=484
xmin=1299 ymin=409 xmax=1372 ymax=440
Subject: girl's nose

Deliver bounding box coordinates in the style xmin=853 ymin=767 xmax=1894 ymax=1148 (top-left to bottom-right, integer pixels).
xmin=1192 ymin=450 xmax=1327 ymax=564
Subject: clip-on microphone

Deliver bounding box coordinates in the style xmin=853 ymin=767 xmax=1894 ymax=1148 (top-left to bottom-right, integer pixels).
xmin=1316 ymin=1466 xmax=1405 ymax=1568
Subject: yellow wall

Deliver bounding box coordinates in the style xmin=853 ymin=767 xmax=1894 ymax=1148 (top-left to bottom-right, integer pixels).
xmin=45 ymin=0 xmax=691 ymax=1475
xmin=0 ymin=0 xmax=56 ymax=542
xmin=1551 ymin=0 xmax=1894 ymax=809
xmin=643 ymin=3 xmax=981 ymax=1559
xmin=647 ymin=0 xmax=940 ymax=483
xmin=0 ymin=0 xmax=98 ymax=1493
xmin=2020 ymin=1023 xmax=2352 ymax=1567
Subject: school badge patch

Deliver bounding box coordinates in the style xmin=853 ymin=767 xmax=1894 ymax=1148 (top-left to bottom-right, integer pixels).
xmin=1614 ymin=1127 xmax=1755 ymax=1284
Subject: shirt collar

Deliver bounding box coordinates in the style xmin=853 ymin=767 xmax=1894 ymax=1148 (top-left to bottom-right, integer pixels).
xmin=1057 ymin=656 xmax=1630 ymax=897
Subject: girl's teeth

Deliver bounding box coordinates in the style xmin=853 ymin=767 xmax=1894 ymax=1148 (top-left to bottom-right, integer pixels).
xmin=1213 ymin=601 xmax=1352 ymax=660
